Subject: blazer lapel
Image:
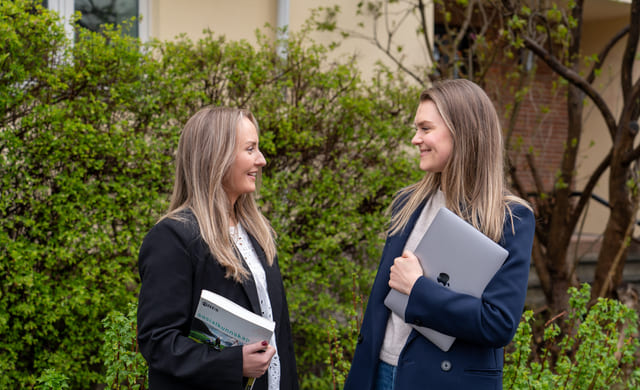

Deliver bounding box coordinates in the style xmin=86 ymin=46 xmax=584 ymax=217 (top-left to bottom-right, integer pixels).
xmin=370 ymin=196 xmax=430 ymax=345
xmin=381 ymin=196 xmax=430 ymax=271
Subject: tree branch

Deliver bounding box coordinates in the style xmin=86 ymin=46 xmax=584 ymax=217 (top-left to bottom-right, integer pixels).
xmin=598 ymin=182 xmax=640 ymax=298
xmin=620 ymin=0 xmax=639 ymax=101
xmin=417 ymin=0 xmax=436 ymax=66
xmin=523 ymin=36 xmax=618 ymax=140
xmin=626 ymin=140 xmax=640 ymax=165
xmin=525 ymin=152 xmax=546 ymax=198
xmin=568 ymin=151 xmax=612 ymax=230
xmin=586 ymin=25 xmax=629 ymax=84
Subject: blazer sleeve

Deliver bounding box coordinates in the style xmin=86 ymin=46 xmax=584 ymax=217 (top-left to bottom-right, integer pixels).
xmin=403 ymin=203 xmax=535 ymax=347
xmin=137 ymin=217 xmax=244 ymax=389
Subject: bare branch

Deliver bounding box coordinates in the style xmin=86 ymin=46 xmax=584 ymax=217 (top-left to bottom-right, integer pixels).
xmin=370 ymin=37 xmax=426 ymax=85
xmin=621 ymin=0 xmax=640 ymax=101
xmin=598 ymin=183 xmax=640 ymax=298
xmin=452 ymin=0 xmax=475 ymax=59
xmin=626 ymin=138 xmax=640 ymax=164
xmin=586 ymin=25 xmax=630 ymax=84
xmin=568 ymin=151 xmax=612 ymax=230
xmin=507 ymin=155 xmax=527 ymax=199
xmin=526 ymin=153 xmax=547 ymax=200
xmin=529 ymin=11 xmax=556 ymax=57
xmin=417 ymin=0 xmax=436 ymax=66
xmin=523 ymin=36 xmax=618 ymax=139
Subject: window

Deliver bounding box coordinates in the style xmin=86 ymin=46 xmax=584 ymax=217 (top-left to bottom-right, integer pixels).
xmin=433 ymin=23 xmax=476 ymax=79
xmin=45 ymin=0 xmax=150 ymax=42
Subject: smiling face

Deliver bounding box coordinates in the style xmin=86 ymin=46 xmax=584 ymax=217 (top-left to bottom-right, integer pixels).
xmin=222 ymin=116 xmax=266 ymax=206
xmin=412 ymin=100 xmax=454 ymax=173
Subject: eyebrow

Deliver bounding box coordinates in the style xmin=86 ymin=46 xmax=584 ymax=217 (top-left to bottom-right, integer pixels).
xmin=414 ymin=120 xmax=435 ymax=127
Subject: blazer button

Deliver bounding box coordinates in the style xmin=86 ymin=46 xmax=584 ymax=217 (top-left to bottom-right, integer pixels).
xmin=357 ymin=333 xmax=364 ymax=344
xmin=440 ymin=360 xmax=452 ymax=372
xmin=414 ymin=319 xmax=423 ymax=326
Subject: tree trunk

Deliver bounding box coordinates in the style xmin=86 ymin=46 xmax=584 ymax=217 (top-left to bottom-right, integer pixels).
xmin=592 ymin=139 xmax=635 ymax=298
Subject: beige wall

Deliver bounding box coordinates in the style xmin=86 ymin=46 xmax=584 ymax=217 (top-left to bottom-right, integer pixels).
xmin=289 ymin=1 xmax=432 ymax=81
xmin=576 ymin=12 xmax=639 ymax=238
xmin=151 ymin=0 xmax=278 ymax=42
xmin=148 ymin=0 xmax=431 ymax=81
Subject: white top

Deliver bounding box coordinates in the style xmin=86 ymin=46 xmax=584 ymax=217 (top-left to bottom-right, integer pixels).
xmin=379 ymin=190 xmax=446 ymax=366
xmin=230 ymin=223 xmax=280 ymax=390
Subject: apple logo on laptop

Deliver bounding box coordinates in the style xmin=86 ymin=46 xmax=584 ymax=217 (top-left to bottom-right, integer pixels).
xmin=437 ymin=273 xmax=450 ymax=287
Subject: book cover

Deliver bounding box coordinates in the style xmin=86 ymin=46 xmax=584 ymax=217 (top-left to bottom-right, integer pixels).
xmin=190 ymin=289 xmax=275 ymax=389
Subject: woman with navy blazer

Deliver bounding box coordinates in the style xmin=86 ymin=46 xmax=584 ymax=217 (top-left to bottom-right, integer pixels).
xmin=344 ymin=79 xmax=535 ymax=390
xmin=137 ymin=107 xmax=298 ymax=390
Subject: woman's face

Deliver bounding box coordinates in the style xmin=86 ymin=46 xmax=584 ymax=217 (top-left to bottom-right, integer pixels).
xmin=223 ymin=117 xmax=266 ymax=206
xmin=412 ymin=100 xmax=453 ymax=173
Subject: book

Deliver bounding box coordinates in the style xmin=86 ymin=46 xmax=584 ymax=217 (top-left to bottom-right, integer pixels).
xmin=189 ymin=289 xmax=275 ymax=389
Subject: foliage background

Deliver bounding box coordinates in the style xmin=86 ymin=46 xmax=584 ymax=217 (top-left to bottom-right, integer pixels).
xmin=1 ymin=1 xmax=420 ymax=388
xmin=4 ymin=2 xmax=638 ymax=389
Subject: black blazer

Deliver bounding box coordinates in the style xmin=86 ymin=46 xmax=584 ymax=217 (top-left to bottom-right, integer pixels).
xmin=137 ymin=210 xmax=299 ymax=390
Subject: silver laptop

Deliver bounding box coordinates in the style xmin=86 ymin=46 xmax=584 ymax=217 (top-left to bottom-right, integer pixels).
xmin=384 ymin=207 xmax=509 ymax=351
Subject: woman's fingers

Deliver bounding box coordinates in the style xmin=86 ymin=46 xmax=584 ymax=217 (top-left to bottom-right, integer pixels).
xmin=242 ymin=341 xmax=276 ymax=378
xmin=389 ymin=252 xmax=424 ymax=295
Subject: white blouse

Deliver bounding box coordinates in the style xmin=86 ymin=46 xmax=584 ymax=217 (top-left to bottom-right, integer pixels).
xmin=230 ymin=224 xmax=280 ymax=390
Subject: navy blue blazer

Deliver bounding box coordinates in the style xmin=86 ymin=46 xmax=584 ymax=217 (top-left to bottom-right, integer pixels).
xmin=137 ymin=210 xmax=298 ymax=390
xmin=344 ymin=201 xmax=535 ymax=390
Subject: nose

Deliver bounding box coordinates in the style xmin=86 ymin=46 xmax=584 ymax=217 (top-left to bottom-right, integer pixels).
xmin=411 ymin=131 xmax=422 ymax=145
xmin=256 ymin=151 xmax=267 ymax=167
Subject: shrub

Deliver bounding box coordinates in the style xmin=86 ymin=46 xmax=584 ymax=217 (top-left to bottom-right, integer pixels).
xmin=2 ymin=1 xmax=419 ymax=388
xmin=35 ymin=368 xmax=70 ymax=390
xmin=504 ymin=283 xmax=640 ymax=389
xmin=103 ymin=283 xmax=640 ymax=389
xmin=102 ymin=303 xmax=147 ymax=389
xmin=1 ymin=1 xmax=177 ymax=387
xmin=11 ymin=2 xmax=639 ymax=389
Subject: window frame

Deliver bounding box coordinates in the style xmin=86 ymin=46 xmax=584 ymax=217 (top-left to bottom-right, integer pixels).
xmin=46 ymin=0 xmax=150 ymax=42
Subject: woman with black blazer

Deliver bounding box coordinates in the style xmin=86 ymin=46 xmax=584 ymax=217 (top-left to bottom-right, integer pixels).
xmin=137 ymin=106 xmax=299 ymax=390
xmin=344 ymin=79 xmax=535 ymax=390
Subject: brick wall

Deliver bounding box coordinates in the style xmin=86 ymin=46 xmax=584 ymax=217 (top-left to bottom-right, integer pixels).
xmin=484 ymin=58 xmax=570 ymax=195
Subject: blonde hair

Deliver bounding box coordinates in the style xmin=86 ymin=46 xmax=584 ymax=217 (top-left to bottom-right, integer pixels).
xmin=163 ymin=106 xmax=276 ymax=281
xmin=389 ymin=79 xmax=530 ymax=241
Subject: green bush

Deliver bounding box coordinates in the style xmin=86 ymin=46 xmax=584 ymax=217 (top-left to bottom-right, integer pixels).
xmin=2 ymin=0 xmax=420 ymax=388
xmin=1 ymin=2 xmax=178 ymax=388
xmin=35 ymin=368 xmax=70 ymax=390
xmin=6 ymin=2 xmax=639 ymax=389
xmin=102 ymin=283 xmax=640 ymax=389
xmin=504 ymin=284 xmax=640 ymax=389
xmin=102 ymin=303 xmax=147 ymax=389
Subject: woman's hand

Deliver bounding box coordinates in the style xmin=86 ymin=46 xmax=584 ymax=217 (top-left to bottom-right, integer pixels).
xmin=242 ymin=340 xmax=276 ymax=378
xmin=389 ymin=250 xmax=424 ymax=295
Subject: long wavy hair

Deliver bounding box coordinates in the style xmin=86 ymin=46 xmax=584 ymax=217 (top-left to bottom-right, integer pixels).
xmin=389 ymin=79 xmax=531 ymax=242
xmin=162 ymin=106 xmax=276 ymax=281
